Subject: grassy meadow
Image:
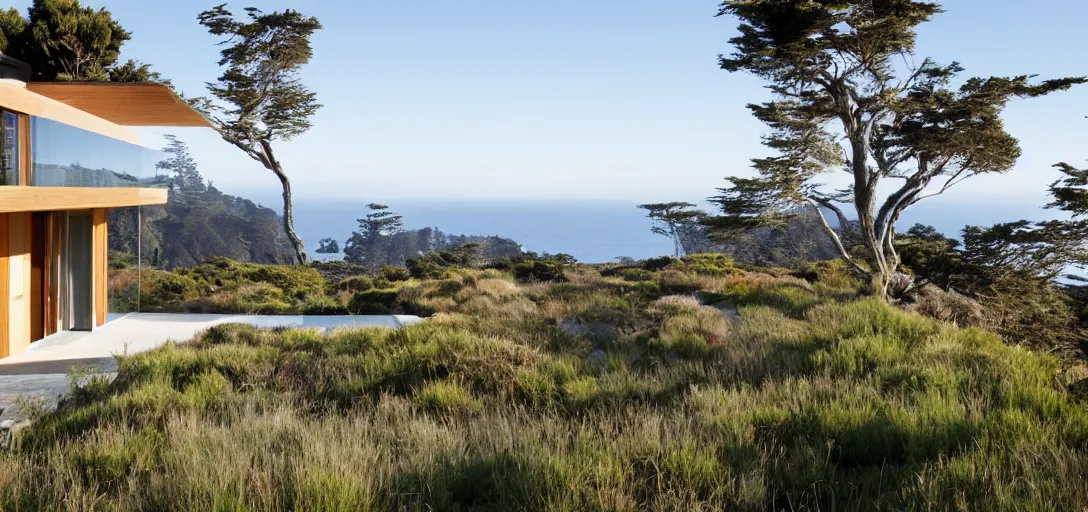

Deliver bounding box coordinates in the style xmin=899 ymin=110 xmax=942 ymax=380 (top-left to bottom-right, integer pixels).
xmin=5 ymin=255 xmax=1088 ymax=510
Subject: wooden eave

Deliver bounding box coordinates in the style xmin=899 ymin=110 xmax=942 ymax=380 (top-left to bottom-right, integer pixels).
xmin=26 ymin=82 xmax=213 ymax=128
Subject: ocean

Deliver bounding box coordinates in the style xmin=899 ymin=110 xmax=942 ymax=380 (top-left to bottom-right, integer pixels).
xmin=286 ymin=198 xmax=1056 ymax=264
xmin=292 ymin=199 xmax=674 ymax=263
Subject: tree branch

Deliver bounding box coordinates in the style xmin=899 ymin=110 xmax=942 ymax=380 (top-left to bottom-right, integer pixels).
xmin=806 ymin=197 xmax=866 ymax=274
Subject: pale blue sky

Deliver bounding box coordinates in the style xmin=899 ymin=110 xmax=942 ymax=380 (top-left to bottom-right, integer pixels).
xmin=13 ymin=1 xmax=1088 ymax=207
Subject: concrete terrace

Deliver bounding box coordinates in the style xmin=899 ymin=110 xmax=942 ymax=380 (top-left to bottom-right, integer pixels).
xmin=0 ymin=313 xmax=422 ymax=416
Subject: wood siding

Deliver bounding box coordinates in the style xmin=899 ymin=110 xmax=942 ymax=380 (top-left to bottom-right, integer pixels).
xmin=0 ymin=187 xmax=167 ymax=213
xmin=0 ymin=213 xmax=32 ymax=358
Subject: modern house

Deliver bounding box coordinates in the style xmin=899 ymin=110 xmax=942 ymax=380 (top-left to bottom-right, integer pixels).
xmin=0 ymin=53 xmax=210 ymax=358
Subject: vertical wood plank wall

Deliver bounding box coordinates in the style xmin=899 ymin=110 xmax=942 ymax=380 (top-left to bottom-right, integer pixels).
xmin=92 ymin=209 xmax=108 ymax=327
xmin=0 ymin=213 xmax=32 ymax=358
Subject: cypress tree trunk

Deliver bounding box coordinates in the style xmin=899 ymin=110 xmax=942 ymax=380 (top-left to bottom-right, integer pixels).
xmin=271 ymin=164 xmax=307 ymax=265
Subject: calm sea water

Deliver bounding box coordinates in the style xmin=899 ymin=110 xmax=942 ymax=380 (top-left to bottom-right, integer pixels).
xmin=286 ymin=198 xmax=1054 ymax=264
xmin=292 ymin=199 xmax=674 ymax=263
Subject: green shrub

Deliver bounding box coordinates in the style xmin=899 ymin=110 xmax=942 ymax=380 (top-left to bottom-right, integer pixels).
xmin=680 ymin=253 xmax=742 ymax=276
xmin=796 ymin=259 xmax=860 ymax=290
xmin=301 ymin=295 xmax=350 ymax=315
xmin=406 ymin=257 xmax=451 ymax=280
xmin=489 ymin=253 xmax=574 ymax=282
xmin=617 ymin=268 xmax=655 ymax=281
xmin=179 ymin=257 xmax=325 ymax=300
xmin=347 ymin=289 xmax=401 ymax=314
xmin=379 ymin=266 xmax=412 ymax=282
xmin=336 ymin=275 xmax=374 ymax=293
xmin=513 ymin=260 xmax=568 ymax=282
xmin=642 ymin=256 xmax=681 ymax=271
xmin=139 ymin=270 xmax=201 ymax=309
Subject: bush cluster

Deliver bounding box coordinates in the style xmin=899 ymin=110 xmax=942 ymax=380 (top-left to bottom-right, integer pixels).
xmin=13 ymin=263 xmax=1088 ymax=510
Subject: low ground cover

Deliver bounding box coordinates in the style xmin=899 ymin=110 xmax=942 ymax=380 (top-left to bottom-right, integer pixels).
xmin=10 ymin=256 xmax=1088 ymax=510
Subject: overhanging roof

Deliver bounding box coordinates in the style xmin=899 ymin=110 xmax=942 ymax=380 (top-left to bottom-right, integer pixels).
xmin=26 ymin=82 xmax=214 ymax=128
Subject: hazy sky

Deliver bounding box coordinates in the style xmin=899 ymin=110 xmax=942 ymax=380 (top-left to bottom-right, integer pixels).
xmin=13 ymin=1 xmax=1088 ymax=207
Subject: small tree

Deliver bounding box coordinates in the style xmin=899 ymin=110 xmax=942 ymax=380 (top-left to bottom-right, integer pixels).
xmin=710 ymin=0 xmax=1086 ymax=298
xmin=1037 ymin=163 xmax=1088 ymax=269
xmin=194 ymin=4 xmax=322 ymax=265
xmin=157 ymin=135 xmax=206 ymax=209
xmin=638 ymin=202 xmax=705 ymax=257
xmin=315 ymin=238 xmax=340 ymax=260
xmin=343 ymin=204 xmax=405 ymax=266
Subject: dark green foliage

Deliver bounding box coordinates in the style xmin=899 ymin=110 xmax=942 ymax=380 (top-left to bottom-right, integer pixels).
xmin=895 ymin=221 xmax=1086 ymax=358
xmin=178 ymin=257 xmax=324 ymax=300
xmin=406 ymin=244 xmax=484 ymax=279
xmin=405 ymin=257 xmax=449 ymax=280
xmin=896 ymin=224 xmax=963 ymax=289
xmin=194 ymin=4 xmax=324 ymax=264
xmin=708 ymin=0 xmax=1087 ymax=296
xmin=0 ymin=0 xmax=161 ymax=82
xmin=490 ymin=253 xmax=575 ymax=282
xmin=347 ymin=289 xmax=400 ymax=314
xmin=335 ymin=275 xmax=373 ymax=294
xmin=679 ymin=254 xmax=742 ymax=277
xmin=300 ymin=295 xmax=348 ymax=315
xmin=796 ymin=259 xmax=861 ymax=290
xmin=378 ymin=265 xmax=411 ymax=283
xmin=131 ymin=271 xmax=201 ymax=310
xmin=637 ymin=254 xmax=741 ymax=277
xmin=0 ymin=8 xmax=26 ymax=54
xmin=642 ymin=256 xmax=680 ymax=271
xmin=315 ymin=238 xmax=340 ymax=256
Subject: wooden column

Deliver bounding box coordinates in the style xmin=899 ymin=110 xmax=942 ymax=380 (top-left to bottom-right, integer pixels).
xmin=0 ymin=213 xmax=32 ymax=358
xmin=92 ymin=208 xmax=108 ymax=327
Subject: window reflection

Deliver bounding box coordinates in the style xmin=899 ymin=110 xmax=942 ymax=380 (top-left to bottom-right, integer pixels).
xmin=30 ymin=117 xmax=167 ymax=188
xmin=1 ymin=111 xmax=17 ymax=186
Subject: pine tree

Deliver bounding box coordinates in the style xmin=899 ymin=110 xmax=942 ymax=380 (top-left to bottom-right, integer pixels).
xmin=192 ymin=4 xmax=323 ymax=265
xmin=0 ymin=1 xmax=161 ymax=82
xmin=638 ymin=202 xmax=704 ymax=257
xmin=709 ymin=0 xmax=1086 ymax=298
xmin=343 ymin=204 xmax=405 ymax=266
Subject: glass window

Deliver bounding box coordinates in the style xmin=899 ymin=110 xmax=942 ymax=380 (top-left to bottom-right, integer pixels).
xmin=30 ymin=117 xmax=167 ymax=188
xmin=1 ymin=111 xmax=18 ymax=185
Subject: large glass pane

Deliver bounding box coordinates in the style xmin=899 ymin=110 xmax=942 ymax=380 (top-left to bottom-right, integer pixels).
xmin=30 ymin=116 xmax=167 ymax=188
xmin=108 ymin=207 xmax=142 ymax=314
xmin=1 ymin=111 xmax=18 ymax=185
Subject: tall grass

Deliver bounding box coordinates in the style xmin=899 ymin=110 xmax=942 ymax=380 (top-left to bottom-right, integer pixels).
xmin=4 ymin=263 xmax=1087 ymax=511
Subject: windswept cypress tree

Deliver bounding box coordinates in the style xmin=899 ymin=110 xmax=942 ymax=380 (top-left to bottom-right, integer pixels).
xmin=708 ymin=0 xmax=1086 ymax=298
xmin=193 ymin=4 xmax=323 ymax=265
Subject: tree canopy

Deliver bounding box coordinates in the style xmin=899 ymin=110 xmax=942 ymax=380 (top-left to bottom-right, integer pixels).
xmin=709 ymin=0 xmax=1087 ymax=297
xmin=0 ymin=0 xmax=158 ymax=82
xmin=638 ymin=202 xmax=703 ymax=257
xmin=194 ymin=3 xmax=323 ymax=265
